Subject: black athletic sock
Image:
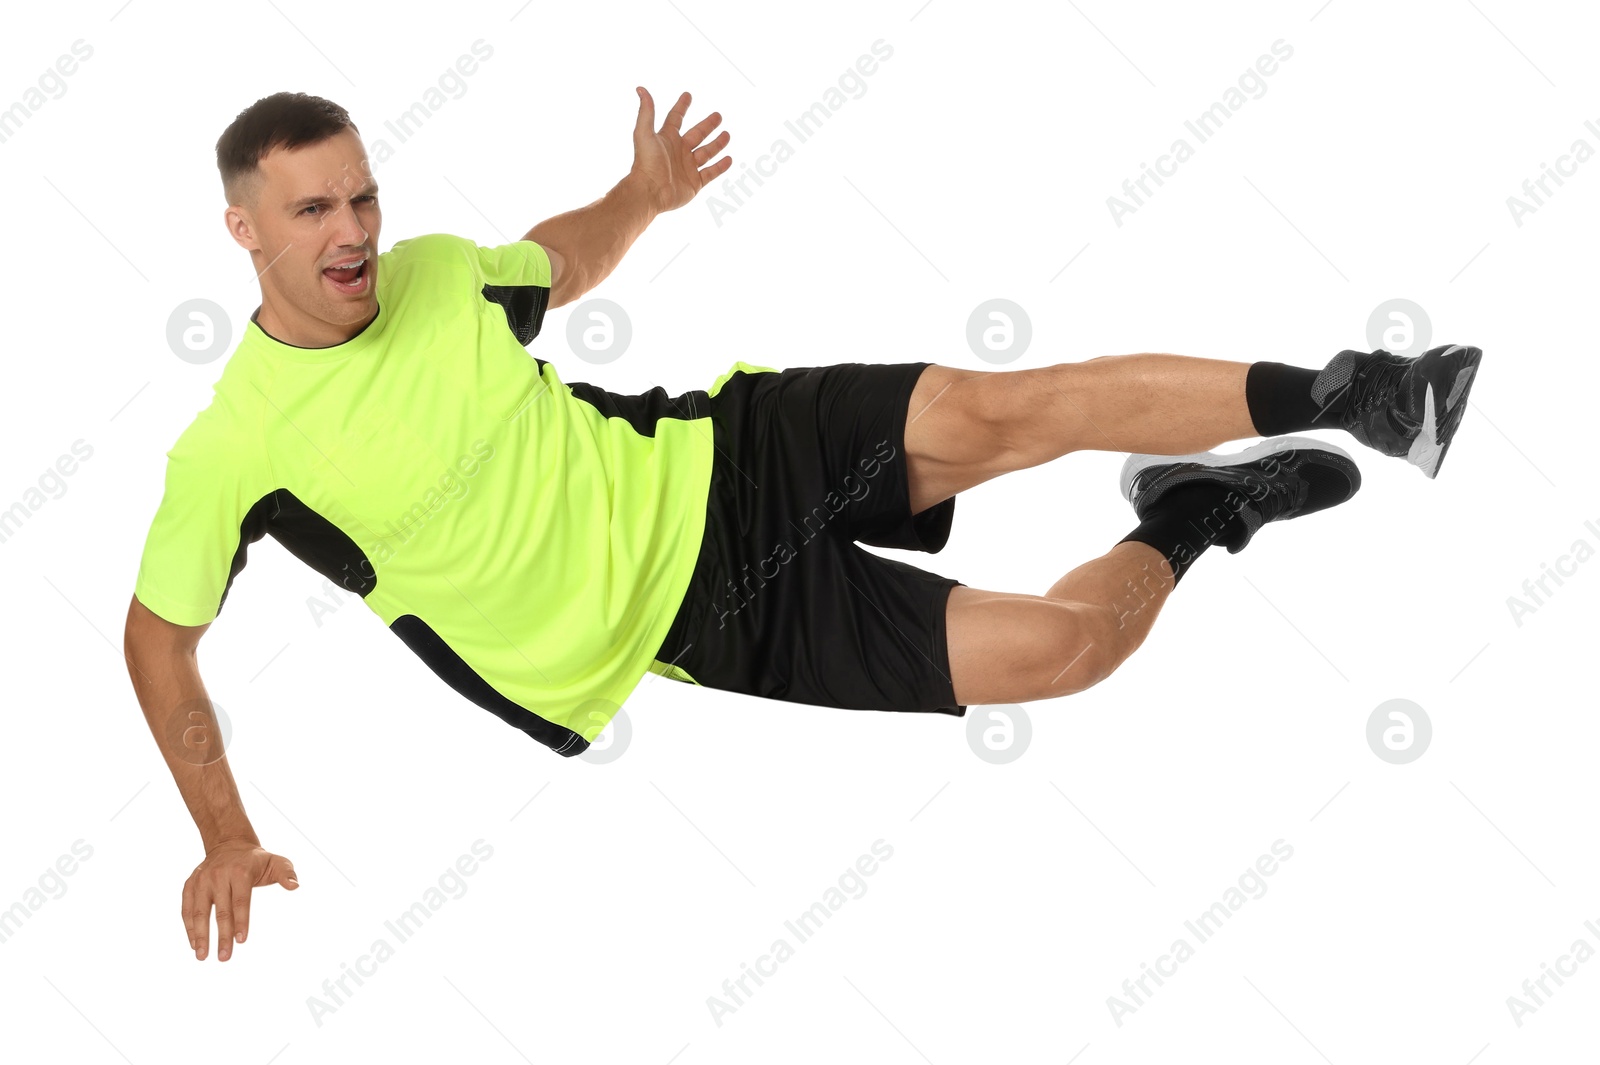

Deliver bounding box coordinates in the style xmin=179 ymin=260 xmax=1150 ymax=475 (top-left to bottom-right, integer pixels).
xmin=1117 ymin=482 xmax=1248 ymax=586
xmin=1245 ymin=361 xmax=1343 ymax=436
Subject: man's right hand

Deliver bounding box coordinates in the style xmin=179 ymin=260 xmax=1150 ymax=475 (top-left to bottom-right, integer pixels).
xmin=182 ymin=838 xmax=299 ymax=961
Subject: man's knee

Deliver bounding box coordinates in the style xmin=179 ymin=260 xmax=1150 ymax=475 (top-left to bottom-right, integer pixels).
xmin=961 ymin=370 xmax=1046 ymax=472
xmin=1028 ymin=601 xmax=1122 ymax=698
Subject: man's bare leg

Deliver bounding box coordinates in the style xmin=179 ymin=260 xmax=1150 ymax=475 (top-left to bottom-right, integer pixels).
xmin=918 ymin=344 xmax=1477 ymax=706
xmin=911 ymin=354 xmax=1256 ymax=704
xmin=904 ymin=354 xmax=1260 ymax=514
xmin=944 ymin=541 xmax=1176 ymax=706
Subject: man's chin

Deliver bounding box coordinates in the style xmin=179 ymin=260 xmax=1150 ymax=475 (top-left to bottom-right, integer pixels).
xmin=315 ymin=294 xmax=378 ymax=333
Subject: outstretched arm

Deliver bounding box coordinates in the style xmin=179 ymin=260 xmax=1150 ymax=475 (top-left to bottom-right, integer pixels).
xmin=523 ymin=87 xmax=732 ymax=308
xmin=124 ymin=595 xmax=300 ymax=962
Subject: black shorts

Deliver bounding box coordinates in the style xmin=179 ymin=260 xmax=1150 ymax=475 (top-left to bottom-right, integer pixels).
xmin=651 ymin=360 xmax=968 ymax=716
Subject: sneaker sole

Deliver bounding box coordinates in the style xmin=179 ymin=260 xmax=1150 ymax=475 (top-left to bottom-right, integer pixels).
xmin=1118 ymin=435 xmax=1356 ymax=506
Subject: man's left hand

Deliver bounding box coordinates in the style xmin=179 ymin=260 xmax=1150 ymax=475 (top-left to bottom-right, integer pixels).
xmin=629 ymin=87 xmax=732 ymax=213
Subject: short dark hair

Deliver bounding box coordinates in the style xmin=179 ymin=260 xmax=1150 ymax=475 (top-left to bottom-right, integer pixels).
xmin=216 ymin=92 xmax=361 ymax=208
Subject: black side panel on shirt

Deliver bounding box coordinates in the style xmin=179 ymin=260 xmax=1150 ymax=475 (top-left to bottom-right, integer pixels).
xmin=566 ymin=383 xmax=712 ymax=439
xmin=389 ymin=615 xmax=591 ymax=757
xmin=219 ymin=492 xmax=276 ymax=617
xmin=219 ymin=488 xmax=378 ymax=619
xmin=223 ymin=488 xmax=583 ymax=758
xmin=265 ymin=488 xmax=378 ymax=596
xmin=482 ymin=282 xmax=550 ymax=374
xmin=482 ymin=282 xmax=549 ymax=344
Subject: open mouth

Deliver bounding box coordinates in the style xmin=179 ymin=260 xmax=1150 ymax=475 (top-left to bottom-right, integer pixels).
xmin=322 ymin=256 xmax=370 ymax=295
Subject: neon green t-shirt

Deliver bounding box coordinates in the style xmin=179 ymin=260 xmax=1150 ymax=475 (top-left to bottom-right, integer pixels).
xmin=134 ymin=232 xmax=759 ymax=756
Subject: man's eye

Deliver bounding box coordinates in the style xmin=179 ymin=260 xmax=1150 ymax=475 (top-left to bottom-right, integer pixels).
xmin=302 ymin=196 xmax=376 ymax=216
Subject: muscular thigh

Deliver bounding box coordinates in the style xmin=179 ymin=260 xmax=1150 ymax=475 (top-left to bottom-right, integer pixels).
xmin=945 ymin=585 xmax=1114 ymax=705
xmin=902 ymin=364 xmax=1002 ymax=514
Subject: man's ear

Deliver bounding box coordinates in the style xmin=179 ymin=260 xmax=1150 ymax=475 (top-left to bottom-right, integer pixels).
xmin=224 ymin=205 xmax=261 ymax=254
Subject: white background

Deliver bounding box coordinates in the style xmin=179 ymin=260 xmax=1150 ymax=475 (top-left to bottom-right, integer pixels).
xmin=1 ymin=0 xmax=1594 ymax=1062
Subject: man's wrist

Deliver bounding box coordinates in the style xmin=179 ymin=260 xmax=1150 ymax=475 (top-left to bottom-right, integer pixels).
xmin=203 ymin=829 xmax=260 ymax=855
xmin=617 ymin=169 xmax=663 ymax=224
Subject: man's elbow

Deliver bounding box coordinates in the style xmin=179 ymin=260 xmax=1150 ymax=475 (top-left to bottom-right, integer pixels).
xmin=543 ymin=245 xmax=578 ymax=309
xmin=548 ymin=275 xmax=592 ymax=311
xmin=548 ymin=279 xmax=577 ymax=310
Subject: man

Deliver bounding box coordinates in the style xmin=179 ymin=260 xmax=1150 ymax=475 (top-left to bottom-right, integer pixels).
xmin=124 ymin=90 xmax=1481 ymax=963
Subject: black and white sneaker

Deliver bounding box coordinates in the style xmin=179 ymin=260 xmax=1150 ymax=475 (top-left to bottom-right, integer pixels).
xmin=1311 ymin=343 xmax=1483 ymax=478
xmin=1119 ymin=436 xmax=1363 ymax=554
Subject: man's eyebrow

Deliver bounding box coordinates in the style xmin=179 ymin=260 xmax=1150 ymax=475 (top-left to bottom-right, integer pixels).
xmin=285 ymin=183 xmax=380 ymax=210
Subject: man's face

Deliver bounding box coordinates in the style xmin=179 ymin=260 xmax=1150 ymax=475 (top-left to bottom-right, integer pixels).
xmin=231 ymin=127 xmax=381 ymax=334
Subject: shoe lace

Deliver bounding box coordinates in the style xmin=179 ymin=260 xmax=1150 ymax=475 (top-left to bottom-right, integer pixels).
xmin=1252 ymin=462 xmax=1310 ymax=527
xmin=1347 ymin=351 xmax=1411 ymax=419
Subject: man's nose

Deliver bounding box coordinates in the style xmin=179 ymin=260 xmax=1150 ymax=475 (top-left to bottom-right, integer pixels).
xmin=327 ymin=200 xmax=368 ymax=244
